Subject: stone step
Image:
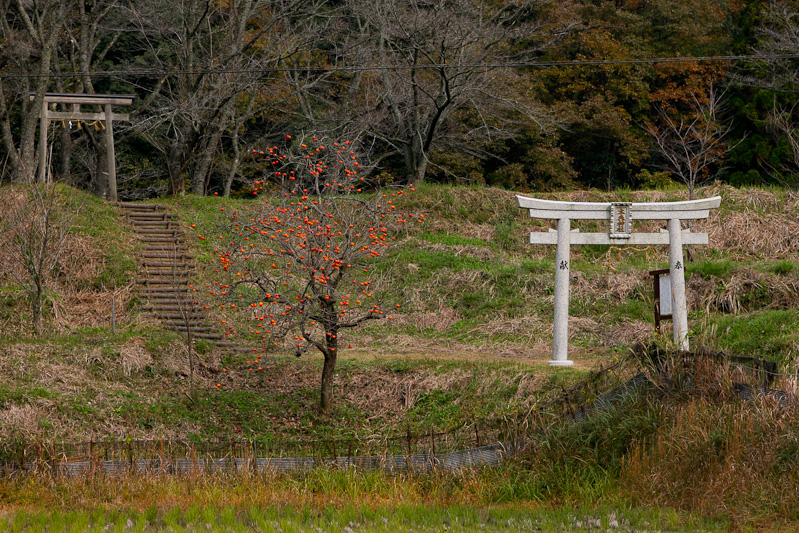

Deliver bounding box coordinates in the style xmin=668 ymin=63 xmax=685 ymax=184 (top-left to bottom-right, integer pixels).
xmin=141 ymin=269 xmax=194 ymax=276
xmin=145 ymin=312 xmax=207 ymax=321
xmin=140 ymin=287 xmax=196 ymax=294
xmin=143 ymin=297 xmax=202 ymax=304
xmin=142 ymin=249 xmax=190 ymax=255
xmin=125 ymin=213 xmax=168 ymax=220
xmin=127 ymin=218 xmax=171 ymax=225
xmin=184 ymin=332 xmax=223 ymax=340
xmin=136 ymin=228 xmax=184 ymax=237
xmin=130 ymin=220 xmax=181 ymax=227
xmin=161 ymin=322 xmax=213 ymax=331
xmin=141 ymin=253 xmax=193 ymax=260
xmin=143 ymin=306 xmax=206 ymax=314
xmin=125 ymin=208 xmax=166 ymax=213
xmin=138 ymin=279 xmax=190 ymax=285
xmin=141 ymin=245 xmax=189 ymax=252
xmin=139 ymin=238 xmax=187 ymax=244
xmin=138 ymin=286 xmax=190 ymax=293
xmin=144 ymin=304 xmax=204 ymax=312
xmin=117 ymin=203 xmax=166 ymax=210
xmin=142 ymin=261 xmax=196 ymax=268
xmin=132 ymin=226 xmax=181 ymax=232
xmin=142 ymin=262 xmax=196 ymax=269
xmin=142 ymin=297 xmax=192 ymax=304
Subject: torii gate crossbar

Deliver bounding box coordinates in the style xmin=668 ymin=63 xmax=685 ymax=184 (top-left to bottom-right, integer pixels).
xmin=517 ymin=195 xmax=722 ymax=366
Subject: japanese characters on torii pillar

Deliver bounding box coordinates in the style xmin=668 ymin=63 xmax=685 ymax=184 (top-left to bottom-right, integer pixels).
xmin=516 ymin=195 xmax=722 ymax=366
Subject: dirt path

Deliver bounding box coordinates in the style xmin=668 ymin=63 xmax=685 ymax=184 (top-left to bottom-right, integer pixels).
xmin=343 ymin=337 xmax=609 ymax=370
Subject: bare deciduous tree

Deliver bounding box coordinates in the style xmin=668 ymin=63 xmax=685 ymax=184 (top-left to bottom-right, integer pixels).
xmin=0 ymin=0 xmax=69 ymax=184
xmin=54 ymin=0 xmax=129 ymax=195
xmin=643 ymin=85 xmax=737 ymax=199
xmin=128 ymin=0 xmax=326 ymax=196
xmin=0 ymin=184 xmax=77 ymax=334
xmin=741 ymin=0 xmax=799 ymax=188
xmin=334 ymin=0 xmax=579 ymax=184
xmin=764 ymin=103 xmax=799 ymax=187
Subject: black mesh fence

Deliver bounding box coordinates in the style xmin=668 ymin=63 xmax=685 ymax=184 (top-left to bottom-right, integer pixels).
xmin=0 ymin=421 xmax=526 ymax=478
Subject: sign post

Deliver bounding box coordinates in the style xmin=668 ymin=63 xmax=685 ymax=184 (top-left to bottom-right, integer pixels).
xmin=650 ymin=268 xmax=673 ymax=333
xmin=516 ymin=195 xmax=721 ymax=365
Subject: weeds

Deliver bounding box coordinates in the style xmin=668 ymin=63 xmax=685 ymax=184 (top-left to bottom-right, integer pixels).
xmin=0 ymin=472 xmax=729 ymax=531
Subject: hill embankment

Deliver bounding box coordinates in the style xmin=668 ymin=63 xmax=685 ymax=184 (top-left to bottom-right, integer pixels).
xmin=0 ymin=183 xmax=797 ymax=446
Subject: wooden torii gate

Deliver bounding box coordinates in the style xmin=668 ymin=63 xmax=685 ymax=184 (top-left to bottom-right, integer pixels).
xmin=32 ymin=92 xmax=134 ymax=201
xmin=516 ymin=195 xmax=722 ymax=366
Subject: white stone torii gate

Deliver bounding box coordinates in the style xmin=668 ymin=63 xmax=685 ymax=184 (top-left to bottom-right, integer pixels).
xmin=516 ymin=195 xmax=722 ymax=366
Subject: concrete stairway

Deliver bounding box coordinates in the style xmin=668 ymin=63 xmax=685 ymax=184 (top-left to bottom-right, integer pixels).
xmin=117 ymin=203 xmax=243 ymax=350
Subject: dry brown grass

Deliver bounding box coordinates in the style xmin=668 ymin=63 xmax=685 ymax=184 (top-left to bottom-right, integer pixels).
xmin=390 ymin=306 xmax=461 ymax=333
xmin=120 ymin=338 xmax=154 ymax=376
xmin=706 ymin=209 xmax=799 ymax=259
xmin=344 ymin=367 xmax=470 ymax=418
xmin=621 ymin=356 xmax=799 ymax=524
xmin=604 ymin=319 xmax=654 ymax=347
xmin=702 ymin=185 xmax=799 ymax=260
xmin=688 ymin=268 xmax=799 ymax=313
xmin=0 ymin=338 xmax=215 ymax=440
xmin=0 ymin=186 xmax=138 ymax=334
xmin=476 ymin=316 xmax=547 ymax=342
xmin=0 ymin=404 xmax=42 ymax=439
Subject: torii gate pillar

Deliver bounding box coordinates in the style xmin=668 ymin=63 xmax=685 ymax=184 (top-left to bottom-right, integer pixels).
xmin=552 ymin=217 xmax=572 ymax=365
xmin=517 ymin=195 xmax=721 ymax=366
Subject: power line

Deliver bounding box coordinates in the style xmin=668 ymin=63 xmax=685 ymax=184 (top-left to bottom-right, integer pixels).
xmin=3 ymin=54 xmax=799 ymax=80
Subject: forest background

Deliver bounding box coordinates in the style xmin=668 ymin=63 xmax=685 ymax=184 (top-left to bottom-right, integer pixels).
xmin=3 ymin=0 xmax=799 ymax=196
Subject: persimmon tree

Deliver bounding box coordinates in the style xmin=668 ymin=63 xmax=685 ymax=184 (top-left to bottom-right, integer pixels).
xmin=206 ymin=136 xmax=422 ymax=413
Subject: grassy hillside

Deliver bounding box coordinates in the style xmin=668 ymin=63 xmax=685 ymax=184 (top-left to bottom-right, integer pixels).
xmin=0 ymin=183 xmax=798 ymax=445
xmin=1 ymin=183 xmax=799 ymax=528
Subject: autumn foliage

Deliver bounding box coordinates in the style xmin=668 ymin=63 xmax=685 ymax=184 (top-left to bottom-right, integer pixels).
xmin=205 ymin=136 xmax=422 ymax=413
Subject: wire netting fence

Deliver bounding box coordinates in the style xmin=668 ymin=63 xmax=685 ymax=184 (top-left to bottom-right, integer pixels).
xmin=0 ymin=420 xmax=528 ymax=478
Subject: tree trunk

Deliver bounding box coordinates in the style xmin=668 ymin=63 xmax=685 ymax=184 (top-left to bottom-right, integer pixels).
xmin=223 ymin=127 xmax=241 ymax=197
xmin=413 ymin=159 xmax=428 ymax=185
xmin=168 ymin=140 xmax=186 ymax=196
xmin=319 ymin=335 xmax=338 ymax=414
xmin=32 ymin=276 xmax=43 ymax=336
xmin=403 ymin=143 xmax=428 ymax=185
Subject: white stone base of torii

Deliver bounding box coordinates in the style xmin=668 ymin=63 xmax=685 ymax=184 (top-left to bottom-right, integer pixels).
xmin=516 ymin=195 xmax=722 ymax=366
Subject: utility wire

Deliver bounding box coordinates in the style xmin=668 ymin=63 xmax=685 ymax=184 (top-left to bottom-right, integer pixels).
xmin=3 ymin=54 xmax=799 ymax=80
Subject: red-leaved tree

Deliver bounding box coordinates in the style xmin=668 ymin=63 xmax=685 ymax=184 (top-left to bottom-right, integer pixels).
xmin=207 ymin=135 xmax=422 ymax=413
